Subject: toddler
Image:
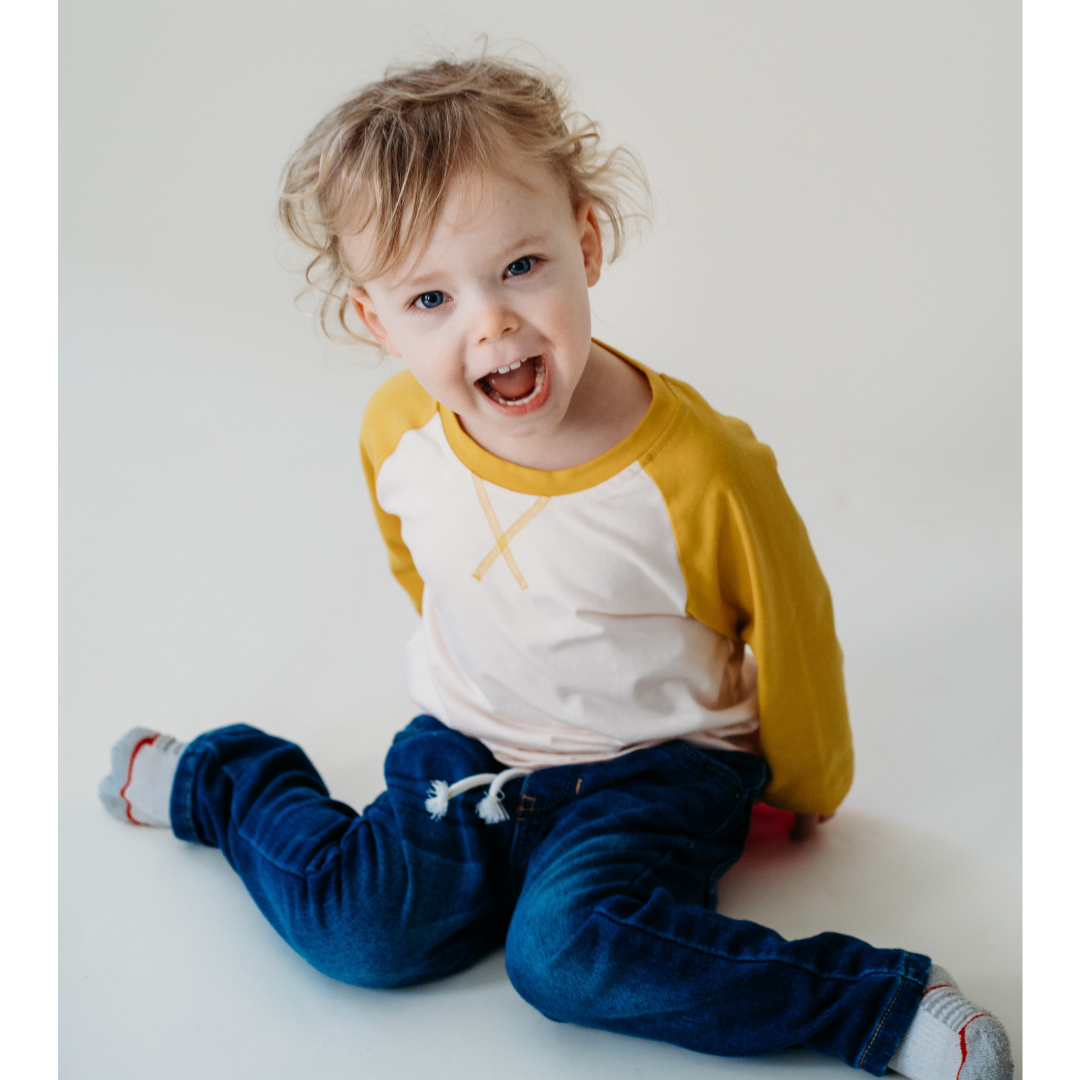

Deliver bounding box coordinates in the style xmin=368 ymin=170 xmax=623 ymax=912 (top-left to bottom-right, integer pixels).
xmin=99 ymin=54 xmax=1012 ymax=1078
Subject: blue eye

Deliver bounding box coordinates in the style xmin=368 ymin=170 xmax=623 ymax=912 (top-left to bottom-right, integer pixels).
xmin=414 ymin=291 xmax=445 ymax=309
xmin=506 ymin=257 xmax=535 ymax=277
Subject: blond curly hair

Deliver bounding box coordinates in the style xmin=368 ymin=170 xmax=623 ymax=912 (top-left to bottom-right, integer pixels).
xmin=278 ymin=51 xmax=651 ymax=342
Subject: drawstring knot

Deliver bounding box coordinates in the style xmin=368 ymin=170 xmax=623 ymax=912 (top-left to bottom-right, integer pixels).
xmin=425 ymin=767 xmax=532 ymax=824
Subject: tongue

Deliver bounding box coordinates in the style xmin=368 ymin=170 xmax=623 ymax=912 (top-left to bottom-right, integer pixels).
xmin=486 ymin=357 xmax=537 ymax=400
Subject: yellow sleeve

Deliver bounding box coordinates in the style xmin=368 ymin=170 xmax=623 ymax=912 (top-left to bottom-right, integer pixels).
xmin=359 ymin=369 xmax=439 ymax=615
xmin=642 ymin=376 xmax=854 ymax=815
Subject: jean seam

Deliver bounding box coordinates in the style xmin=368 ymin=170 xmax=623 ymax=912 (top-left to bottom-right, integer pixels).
xmin=175 ymin=739 xmax=210 ymax=843
xmin=592 ymin=906 xmax=913 ymax=986
xmin=856 ymin=950 xmax=917 ymax=1071
xmin=182 ymin=765 xmax=196 ymax=839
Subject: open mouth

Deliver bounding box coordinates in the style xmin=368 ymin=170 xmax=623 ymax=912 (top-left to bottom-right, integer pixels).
xmin=477 ymin=355 xmax=547 ymax=407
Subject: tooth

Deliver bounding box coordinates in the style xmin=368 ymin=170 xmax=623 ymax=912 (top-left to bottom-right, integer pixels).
xmin=497 ymin=365 xmax=511 ymax=374
xmin=509 ymin=360 xmax=522 ymax=370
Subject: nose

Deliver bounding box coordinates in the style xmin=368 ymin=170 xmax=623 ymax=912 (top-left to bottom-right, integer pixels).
xmin=470 ymin=290 xmax=518 ymax=345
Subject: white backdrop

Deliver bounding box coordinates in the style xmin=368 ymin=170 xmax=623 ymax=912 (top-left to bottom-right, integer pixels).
xmin=61 ymin=2 xmax=1020 ymax=1077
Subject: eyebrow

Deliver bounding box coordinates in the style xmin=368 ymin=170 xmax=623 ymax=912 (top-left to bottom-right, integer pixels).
xmin=498 ymin=233 xmax=547 ymax=257
xmin=391 ymin=233 xmax=550 ymax=293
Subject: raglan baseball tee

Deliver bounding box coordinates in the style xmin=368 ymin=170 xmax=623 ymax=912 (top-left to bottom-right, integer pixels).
xmin=361 ymin=344 xmax=853 ymax=815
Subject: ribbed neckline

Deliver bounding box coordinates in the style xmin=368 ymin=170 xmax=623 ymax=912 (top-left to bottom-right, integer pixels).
xmin=438 ymin=341 xmax=682 ymax=496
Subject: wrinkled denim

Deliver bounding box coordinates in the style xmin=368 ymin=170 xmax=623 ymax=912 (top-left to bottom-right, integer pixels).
xmin=171 ymin=716 xmax=927 ymax=1074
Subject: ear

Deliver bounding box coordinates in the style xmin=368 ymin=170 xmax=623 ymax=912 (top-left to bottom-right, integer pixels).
xmin=576 ymin=201 xmax=604 ymax=287
xmin=348 ymin=285 xmax=401 ymax=356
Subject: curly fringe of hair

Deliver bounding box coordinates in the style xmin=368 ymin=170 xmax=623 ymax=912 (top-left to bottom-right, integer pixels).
xmin=279 ymin=50 xmax=652 ymax=344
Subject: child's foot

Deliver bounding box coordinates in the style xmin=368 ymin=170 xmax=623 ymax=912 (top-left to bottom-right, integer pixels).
xmin=98 ymin=727 xmax=187 ymax=828
xmin=888 ymin=964 xmax=1013 ymax=1079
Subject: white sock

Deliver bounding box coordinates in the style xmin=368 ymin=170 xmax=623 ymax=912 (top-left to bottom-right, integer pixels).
xmin=98 ymin=727 xmax=187 ymax=828
xmin=889 ymin=964 xmax=1013 ymax=1079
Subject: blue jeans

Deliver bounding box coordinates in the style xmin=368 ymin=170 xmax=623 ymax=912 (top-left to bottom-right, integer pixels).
xmin=170 ymin=717 xmax=928 ymax=1074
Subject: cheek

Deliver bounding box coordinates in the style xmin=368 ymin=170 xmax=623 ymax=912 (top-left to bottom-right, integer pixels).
xmin=406 ymin=358 xmax=444 ymax=391
xmin=403 ymin=354 xmax=472 ymax=406
xmin=539 ymin=270 xmax=592 ymax=337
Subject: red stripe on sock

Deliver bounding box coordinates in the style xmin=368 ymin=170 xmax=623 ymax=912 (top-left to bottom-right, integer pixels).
xmin=955 ymin=1013 xmax=987 ymax=1080
xmin=119 ymin=734 xmax=160 ymax=826
xmin=922 ymin=983 xmax=952 ymax=997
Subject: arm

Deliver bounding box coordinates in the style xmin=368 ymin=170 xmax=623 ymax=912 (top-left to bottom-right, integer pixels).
xmin=360 ymin=434 xmax=424 ymax=613
xmin=715 ymin=440 xmax=854 ymax=815
xmin=358 ymin=370 xmax=438 ymax=614
xmin=645 ymin=381 xmax=854 ymax=815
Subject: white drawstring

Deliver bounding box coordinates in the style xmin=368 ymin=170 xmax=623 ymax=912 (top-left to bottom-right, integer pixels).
xmin=425 ymin=767 xmax=533 ymax=824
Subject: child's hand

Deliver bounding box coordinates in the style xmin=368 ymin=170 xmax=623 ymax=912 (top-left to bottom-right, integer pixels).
xmin=789 ymin=813 xmax=835 ymax=842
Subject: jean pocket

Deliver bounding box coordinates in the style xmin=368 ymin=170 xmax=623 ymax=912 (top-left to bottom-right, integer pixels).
xmin=667 ymin=741 xmax=769 ymax=796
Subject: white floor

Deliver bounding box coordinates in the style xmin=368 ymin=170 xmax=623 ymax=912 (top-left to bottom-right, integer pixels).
xmin=60 ymin=2 xmax=1019 ymax=1075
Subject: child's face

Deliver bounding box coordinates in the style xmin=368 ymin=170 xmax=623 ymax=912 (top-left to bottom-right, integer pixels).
xmin=345 ymin=158 xmax=602 ymax=455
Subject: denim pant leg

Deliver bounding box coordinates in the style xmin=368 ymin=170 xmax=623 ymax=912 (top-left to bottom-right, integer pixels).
xmin=170 ymin=717 xmax=517 ymax=988
xmin=504 ymin=743 xmax=929 ymax=1076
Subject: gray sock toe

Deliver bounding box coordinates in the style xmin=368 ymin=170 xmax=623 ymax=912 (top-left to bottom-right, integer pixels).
xmin=98 ymin=775 xmax=131 ymax=823
xmin=963 ymin=1015 xmax=1013 ymax=1080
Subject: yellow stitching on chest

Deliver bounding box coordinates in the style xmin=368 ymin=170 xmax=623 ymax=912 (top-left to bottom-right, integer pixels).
xmin=471 ymin=474 xmax=550 ymax=590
